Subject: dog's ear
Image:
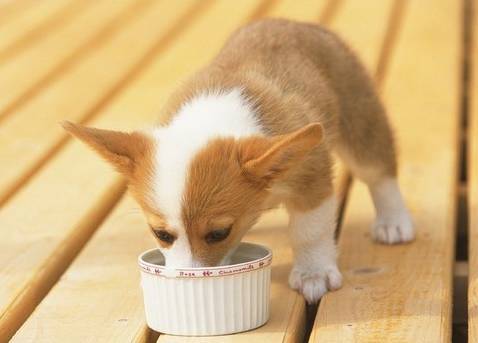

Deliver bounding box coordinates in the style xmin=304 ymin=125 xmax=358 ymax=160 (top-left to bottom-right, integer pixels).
xmin=61 ymin=121 xmax=152 ymax=177
xmin=240 ymin=123 xmax=323 ymax=183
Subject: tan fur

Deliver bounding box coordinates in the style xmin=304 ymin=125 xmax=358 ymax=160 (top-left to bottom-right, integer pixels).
xmin=182 ymin=138 xmax=269 ymax=265
xmin=64 ymin=19 xmax=399 ymax=267
xmin=179 ymin=124 xmax=324 ymax=265
xmin=243 ymin=123 xmax=323 ymax=180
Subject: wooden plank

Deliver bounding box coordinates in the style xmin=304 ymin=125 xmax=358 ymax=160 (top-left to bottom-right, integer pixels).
xmin=0 ymin=0 xmax=197 ymax=207
xmin=267 ymin=0 xmax=328 ymax=21
xmin=10 ymin=197 xmax=153 ymax=342
xmin=4 ymin=1 xmax=270 ymax=341
xmin=311 ymin=0 xmax=461 ymax=341
xmin=468 ymin=0 xmax=478 ymax=339
xmin=10 ymin=1 xmax=331 ymax=342
xmin=0 ymin=0 xmax=146 ymax=122
xmin=0 ymin=0 xmax=38 ymax=27
xmin=0 ymin=1 xmax=205 ymax=341
xmin=0 ymin=0 xmax=89 ymax=62
xmin=327 ymin=0 xmax=395 ymax=75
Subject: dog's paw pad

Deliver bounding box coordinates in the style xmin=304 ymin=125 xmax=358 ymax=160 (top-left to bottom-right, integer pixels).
xmin=288 ymin=266 xmax=342 ymax=304
xmin=372 ymin=210 xmax=415 ymax=244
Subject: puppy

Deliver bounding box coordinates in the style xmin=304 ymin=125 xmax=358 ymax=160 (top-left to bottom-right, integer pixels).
xmin=63 ymin=19 xmax=414 ymax=303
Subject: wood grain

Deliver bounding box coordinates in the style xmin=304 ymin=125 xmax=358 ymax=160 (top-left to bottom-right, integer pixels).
xmin=0 ymin=0 xmax=88 ymax=62
xmin=11 ymin=196 xmax=153 ymax=343
xmin=0 ymin=0 xmax=144 ymax=121
xmin=311 ymin=0 xmax=460 ymax=341
xmin=0 ymin=0 xmax=195 ymax=207
xmin=0 ymin=0 xmax=41 ymax=29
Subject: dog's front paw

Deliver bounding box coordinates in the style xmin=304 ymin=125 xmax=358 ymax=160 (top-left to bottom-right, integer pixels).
xmin=372 ymin=208 xmax=415 ymax=244
xmin=288 ymin=264 xmax=342 ymax=304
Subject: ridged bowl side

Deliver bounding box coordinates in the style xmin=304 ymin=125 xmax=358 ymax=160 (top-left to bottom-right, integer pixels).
xmin=140 ymin=265 xmax=271 ymax=336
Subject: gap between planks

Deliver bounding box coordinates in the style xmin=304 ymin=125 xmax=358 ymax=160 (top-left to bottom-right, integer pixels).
xmin=467 ymin=0 xmax=478 ymax=340
xmin=452 ymin=0 xmax=472 ymax=340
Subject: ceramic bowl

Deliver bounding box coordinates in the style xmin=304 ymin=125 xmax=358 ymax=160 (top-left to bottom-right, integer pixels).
xmin=138 ymin=242 xmax=272 ymax=336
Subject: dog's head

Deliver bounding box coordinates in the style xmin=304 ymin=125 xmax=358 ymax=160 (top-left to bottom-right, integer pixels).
xmin=63 ymin=121 xmax=322 ymax=267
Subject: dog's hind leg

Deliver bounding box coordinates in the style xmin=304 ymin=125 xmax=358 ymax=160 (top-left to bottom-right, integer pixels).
xmin=334 ymin=90 xmax=414 ymax=244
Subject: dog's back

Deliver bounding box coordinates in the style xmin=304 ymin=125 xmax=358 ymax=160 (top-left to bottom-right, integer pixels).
xmin=162 ymin=19 xmax=395 ymax=177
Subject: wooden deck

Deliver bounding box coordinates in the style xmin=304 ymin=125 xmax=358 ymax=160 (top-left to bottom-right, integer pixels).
xmin=0 ymin=0 xmax=472 ymax=341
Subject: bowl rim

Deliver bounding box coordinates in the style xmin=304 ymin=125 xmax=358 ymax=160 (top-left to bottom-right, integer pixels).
xmin=138 ymin=242 xmax=272 ymax=278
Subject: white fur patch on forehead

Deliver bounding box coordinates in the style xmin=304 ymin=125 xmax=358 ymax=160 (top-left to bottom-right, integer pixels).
xmin=152 ymin=88 xmax=262 ymax=229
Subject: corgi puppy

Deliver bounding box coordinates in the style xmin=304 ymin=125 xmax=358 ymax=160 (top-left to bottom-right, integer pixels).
xmin=63 ymin=19 xmax=414 ymax=303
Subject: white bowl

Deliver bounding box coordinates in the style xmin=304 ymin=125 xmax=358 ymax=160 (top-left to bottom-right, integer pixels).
xmin=138 ymin=242 xmax=272 ymax=336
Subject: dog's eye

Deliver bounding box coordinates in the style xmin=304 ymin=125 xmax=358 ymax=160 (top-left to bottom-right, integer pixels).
xmin=153 ymin=229 xmax=176 ymax=244
xmin=205 ymin=227 xmax=231 ymax=244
